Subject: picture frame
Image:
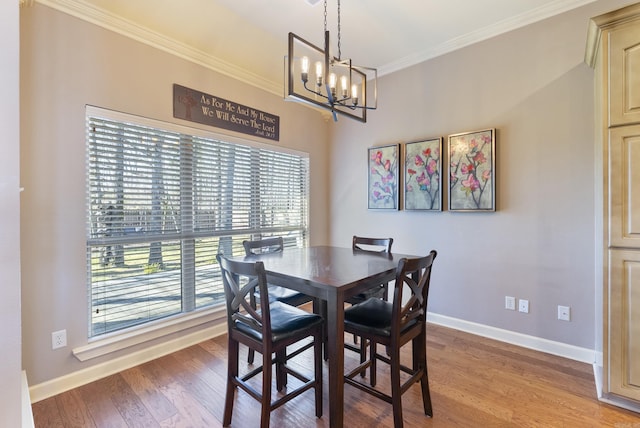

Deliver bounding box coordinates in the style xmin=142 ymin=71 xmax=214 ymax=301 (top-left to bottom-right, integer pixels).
xmin=448 ymin=128 xmax=496 ymax=212
xmin=403 ymin=138 xmax=443 ymax=211
xmin=367 ymin=143 xmax=400 ymax=210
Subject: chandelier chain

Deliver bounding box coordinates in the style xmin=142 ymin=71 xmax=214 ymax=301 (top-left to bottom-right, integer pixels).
xmin=323 ymin=0 xmax=327 ymax=32
xmin=337 ymin=0 xmax=341 ymax=60
xmin=323 ymin=0 xmax=342 ymax=60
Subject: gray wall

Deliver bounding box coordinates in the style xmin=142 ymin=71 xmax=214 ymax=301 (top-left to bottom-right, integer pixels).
xmin=2 ymin=1 xmax=23 ymax=426
xmin=329 ymin=1 xmax=630 ymax=350
xmin=18 ymin=0 xmax=637 ymax=397
xmin=20 ymin=4 xmax=329 ymax=387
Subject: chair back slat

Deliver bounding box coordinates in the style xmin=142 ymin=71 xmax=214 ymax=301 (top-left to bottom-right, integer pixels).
xmin=243 ymin=237 xmax=284 ymax=255
xmin=352 ymin=235 xmax=393 ymax=253
xmin=217 ymin=253 xmax=271 ymax=335
xmin=391 ymin=251 xmax=437 ymax=333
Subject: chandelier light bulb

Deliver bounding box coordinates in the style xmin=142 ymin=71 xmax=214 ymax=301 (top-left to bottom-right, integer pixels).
xmin=341 ymin=75 xmax=348 ymax=98
xmin=351 ymin=84 xmax=358 ymax=105
xmin=301 ymin=56 xmax=309 ymax=83
xmin=315 ymin=61 xmax=323 ymax=86
xmin=329 ymin=73 xmax=337 ymax=98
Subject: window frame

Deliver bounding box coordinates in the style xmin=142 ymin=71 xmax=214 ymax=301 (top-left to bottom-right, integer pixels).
xmin=80 ymin=105 xmax=309 ymax=359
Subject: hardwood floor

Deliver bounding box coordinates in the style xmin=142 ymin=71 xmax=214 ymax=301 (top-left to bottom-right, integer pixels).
xmin=32 ymin=323 xmax=640 ymax=427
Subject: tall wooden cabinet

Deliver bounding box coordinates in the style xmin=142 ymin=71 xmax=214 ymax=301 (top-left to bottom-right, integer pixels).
xmin=586 ymin=2 xmax=640 ymax=410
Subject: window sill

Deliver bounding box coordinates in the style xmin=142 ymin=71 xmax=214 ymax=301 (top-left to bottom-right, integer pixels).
xmin=72 ymin=306 xmax=227 ymax=361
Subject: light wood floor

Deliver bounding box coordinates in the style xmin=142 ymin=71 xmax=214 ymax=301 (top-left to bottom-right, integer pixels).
xmin=32 ymin=323 xmax=640 ymax=427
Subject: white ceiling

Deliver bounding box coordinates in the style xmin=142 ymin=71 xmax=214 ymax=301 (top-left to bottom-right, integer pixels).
xmin=39 ymin=0 xmax=601 ymax=95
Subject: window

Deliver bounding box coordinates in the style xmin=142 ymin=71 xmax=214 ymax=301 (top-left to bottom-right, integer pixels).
xmin=86 ymin=106 xmax=308 ymax=338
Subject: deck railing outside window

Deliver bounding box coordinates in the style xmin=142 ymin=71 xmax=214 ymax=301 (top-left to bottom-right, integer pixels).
xmin=86 ymin=106 xmax=309 ymax=337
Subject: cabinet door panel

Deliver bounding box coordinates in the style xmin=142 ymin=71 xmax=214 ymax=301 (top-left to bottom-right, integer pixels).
xmin=610 ymin=125 xmax=640 ymax=247
xmin=609 ymin=250 xmax=640 ymax=400
xmin=610 ymin=21 xmax=640 ymax=126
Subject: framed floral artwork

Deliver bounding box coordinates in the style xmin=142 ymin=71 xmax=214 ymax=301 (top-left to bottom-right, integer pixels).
xmin=448 ymin=128 xmax=496 ymax=212
xmin=403 ymin=138 xmax=442 ymax=211
xmin=368 ymin=144 xmax=399 ymax=210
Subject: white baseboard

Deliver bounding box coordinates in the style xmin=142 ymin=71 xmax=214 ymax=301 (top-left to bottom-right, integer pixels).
xmin=29 ymin=322 xmax=227 ymax=403
xmin=22 ymin=371 xmax=34 ymax=428
xmin=29 ymin=313 xmax=599 ymax=404
xmin=594 ymin=364 xmax=640 ymax=412
xmin=599 ymin=394 xmax=640 ymax=413
xmin=427 ymin=312 xmax=597 ymax=363
xmin=593 ymin=363 xmax=603 ymax=398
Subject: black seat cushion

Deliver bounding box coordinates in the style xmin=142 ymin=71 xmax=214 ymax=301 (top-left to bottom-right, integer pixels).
xmin=263 ymin=285 xmax=311 ymax=306
xmin=254 ymin=285 xmax=312 ymax=307
xmin=345 ymin=298 xmax=417 ymax=337
xmin=345 ymin=285 xmax=386 ymax=305
xmin=235 ymin=301 xmax=323 ymax=343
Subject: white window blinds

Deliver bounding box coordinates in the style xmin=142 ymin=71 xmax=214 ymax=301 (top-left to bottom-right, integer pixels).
xmin=86 ymin=106 xmax=309 ymax=337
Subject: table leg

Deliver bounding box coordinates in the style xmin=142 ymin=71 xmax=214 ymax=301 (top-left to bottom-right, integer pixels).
xmin=326 ymin=291 xmax=344 ymax=428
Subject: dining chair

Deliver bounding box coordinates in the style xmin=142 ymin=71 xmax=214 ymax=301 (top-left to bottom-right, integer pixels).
xmin=217 ymin=254 xmax=323 ymax=428
xmin=243 ymin=236 xmax=316 ymax=364
xmin=343 ymin=250 xmax=437 ymax=428
xmin=345 ymin=235 xmax=394 ymax=367
xmin=348 ymin=235 xmax=394 ymax=303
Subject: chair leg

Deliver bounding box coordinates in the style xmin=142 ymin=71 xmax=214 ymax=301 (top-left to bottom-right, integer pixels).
xmin=359 ymin=337 xmax=367 ymax=377
xmin=248 ymin=292 xmax=258 ymax=364
xmin=223 ymin=338 xmax=239 ymax=426
xmin=370 ymin=340 xmax=377 ymax=387
xmin=390 ymin=343 xmax=404 ymax=428
xmin=413 ymin=333 xmax=432 ymax=416
xmin=314 ymin=329 xmax=323 ymax=418
xmin=275 ymin=349 xmax=287 ymax=391
xmin=420 ymin=370 xmax=433 ymax=417
xmin=261 ymin=351 xmax=272 ymax=428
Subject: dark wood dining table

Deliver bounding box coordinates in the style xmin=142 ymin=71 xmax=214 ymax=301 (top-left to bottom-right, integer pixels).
xmin=241 ymin=245 xmax=415 ymax=428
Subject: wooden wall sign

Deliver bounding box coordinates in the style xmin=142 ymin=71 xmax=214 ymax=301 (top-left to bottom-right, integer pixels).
xmin=173 ymin=84 xmax=280 ymax=141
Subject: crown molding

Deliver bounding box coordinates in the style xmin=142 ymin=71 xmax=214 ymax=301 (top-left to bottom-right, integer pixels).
xmin=35 ymin=0 xmax=599 ymax=94
xmin=585 ymin=2 xmax=640 ymax=67
xmin=379 ymin=0 xmax=598 ymax=76
xmin=35 ymin=0 xmax=282 ymax=97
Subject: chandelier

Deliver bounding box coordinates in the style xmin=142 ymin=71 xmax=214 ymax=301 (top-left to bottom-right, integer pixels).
xmin=286 ymin=0 xmax=377 ymax=122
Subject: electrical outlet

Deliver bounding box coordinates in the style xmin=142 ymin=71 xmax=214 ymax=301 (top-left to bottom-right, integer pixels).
xmin=52 ymin=329 xmax=67 ymax=350
xmin=505 ymin=296 xmax=516 ymax=310
xmin=558 ymin=305 xmax=571 ymax=321
xmin=518 ymin=299 xmax=529 ymax=313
